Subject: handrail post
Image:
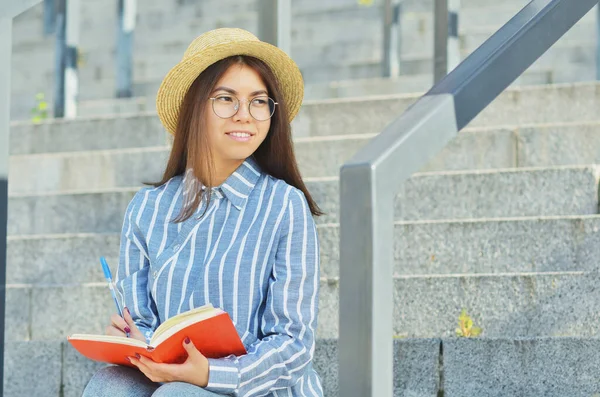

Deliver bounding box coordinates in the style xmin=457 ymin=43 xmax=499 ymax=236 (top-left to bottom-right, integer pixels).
xmin=116 ymin=0 xmax=136 ymax=98
xmin=43 ymin=0 xmax=55 ymax=35
xmin=258 ymin=0 xmax=291 ymax=55
xmin=338 ymin=166 xmax=395 ymax=397
xmin=64 ymin=0 xmax=79 ymax=118
xmin=383 ymin=0 xmax=402 ymax=77
xmin=434 ymin=0 xmax=460 ymax=82
xmin=338 ymin=95 xmax=458 ymax=397
xmin=258 ymin=0 xmax=276 ymax=47
xmin=447 ymin=0 xmax=461 ymax=73
xmin=597 ymin=3 xmax=600 ymax=80
xmin=53 ymin=0 xmax=79 ymax=118
xmin=53 ymin=0 xmax=65 ymax=117
xmin=0 ymin=15 xmax=11 ymax=397
xmin=434 ymin=0 xmax=448 ymax=82
xmin=277 ymin=0 xmax=291 ymax=55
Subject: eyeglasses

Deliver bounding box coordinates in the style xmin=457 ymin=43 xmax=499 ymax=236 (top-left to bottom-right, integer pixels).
xmin=209 ymin=94 xmax=278 ymax=121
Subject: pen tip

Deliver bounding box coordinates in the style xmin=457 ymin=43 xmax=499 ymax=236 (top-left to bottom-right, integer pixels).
xmin=100 ymin=257 xmax=112 ymax=279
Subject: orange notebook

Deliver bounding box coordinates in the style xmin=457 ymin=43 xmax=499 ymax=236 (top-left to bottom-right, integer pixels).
xmin=68 ymin=304 xmax=246 ymax=367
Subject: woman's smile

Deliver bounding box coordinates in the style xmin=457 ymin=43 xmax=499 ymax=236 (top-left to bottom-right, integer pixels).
xmin=226 ymin=130 xmax=254 ymax=142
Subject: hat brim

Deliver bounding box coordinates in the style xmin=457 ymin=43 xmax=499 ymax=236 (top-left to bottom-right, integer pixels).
xmin=156 ymin=40 xmax=304 ymax=135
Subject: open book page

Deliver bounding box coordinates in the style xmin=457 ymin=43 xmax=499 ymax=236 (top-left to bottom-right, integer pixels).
xmin=151 ymin=303 xmax=216 ymax=342
xmin=68 ymin=334 xmax=148 ymax=348
xmin=150 ymin=306 xmax=225 ymax=347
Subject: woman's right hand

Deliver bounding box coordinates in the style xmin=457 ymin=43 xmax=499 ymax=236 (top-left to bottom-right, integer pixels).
xmin=105 ymin=307 xmax=147 ymax=343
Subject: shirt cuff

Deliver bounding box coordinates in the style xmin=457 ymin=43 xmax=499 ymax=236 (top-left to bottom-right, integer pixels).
xmin=205 ymin=356 xmax=241 ymax=395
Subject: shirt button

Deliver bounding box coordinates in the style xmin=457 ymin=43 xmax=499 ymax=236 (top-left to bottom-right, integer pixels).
xmin=173 ymin=243 xmax=181 ymax=251
xmin=153 ymin=271 xmax=158 ymax=278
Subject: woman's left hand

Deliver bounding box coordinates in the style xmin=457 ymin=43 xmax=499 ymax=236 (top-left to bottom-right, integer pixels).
xmin=128 ymin=337 xmax=210 ymax=387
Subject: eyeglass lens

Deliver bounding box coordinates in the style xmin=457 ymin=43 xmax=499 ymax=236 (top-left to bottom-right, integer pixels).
xmin=212 ymin=95 xmax=276 ymax=121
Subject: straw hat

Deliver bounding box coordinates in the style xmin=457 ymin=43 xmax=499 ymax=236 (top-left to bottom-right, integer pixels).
xmin=156 ymin=28 xmax=304 ymax=135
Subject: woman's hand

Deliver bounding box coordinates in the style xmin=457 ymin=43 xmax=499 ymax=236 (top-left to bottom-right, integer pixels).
xmin=105 ymin=307 xmax=147 ymax=343
xmin=127 ymin=338 xmax=210 ymax=387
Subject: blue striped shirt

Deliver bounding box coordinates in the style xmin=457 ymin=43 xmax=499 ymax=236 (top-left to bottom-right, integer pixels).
xmin=115 ymin=157 xmax=323 ymax=397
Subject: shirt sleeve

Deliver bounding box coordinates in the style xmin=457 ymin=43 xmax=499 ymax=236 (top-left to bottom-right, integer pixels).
xmin=204 ymin=188 xmax=320 ymax=397
xmin=115 ymin=189 xmax=160 ymax=343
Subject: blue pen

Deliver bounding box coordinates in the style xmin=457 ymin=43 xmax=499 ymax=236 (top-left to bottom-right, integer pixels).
xmin=100 ymin=257 xmax=129 ymax=338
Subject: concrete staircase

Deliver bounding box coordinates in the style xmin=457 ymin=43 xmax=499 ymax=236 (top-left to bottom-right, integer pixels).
xmin=5 ymin=81 xmax=600 ymax=396
xmin=9 ymin=0 xmax=598 ymax=120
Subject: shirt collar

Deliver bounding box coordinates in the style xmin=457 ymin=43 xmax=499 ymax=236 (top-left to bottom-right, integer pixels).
xmin=218 ymin=157 xmax=262 ymax=211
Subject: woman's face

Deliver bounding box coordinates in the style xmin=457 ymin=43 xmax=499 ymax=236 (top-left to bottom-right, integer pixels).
xmin=205 ymin=63 xmax=272 ymax=172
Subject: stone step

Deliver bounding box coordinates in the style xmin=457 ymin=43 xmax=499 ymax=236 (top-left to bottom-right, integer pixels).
xmin=8 ymin=5 xmax=597 ymax=93
xmin=10 ymin=114 xmax=170 ymax=155
xmin=8 ymin=166 xmax=599 ymax=235
xmin=302 ymin=68 xmax=552 ymax=100
xmin=458 ymin=4 xmax=596 ymax=29
xmin=14 ymin=118 xmax=600 ymax=190
xmin=275 ymin=53 xmax=594 ymax=87
xmin=12 ymin=52 xmax=590 ymax=122
xmin=10 ymin=82 xmax=600 ymax=154
xmin=7 ymin=233 xmax=120 ymax=285
xmin=8 ymin=189 xmax=136 ymax=236
xmin=67 ymin=67 xmax=552 ymax=118
xmin=440 ymin=337 xmax=600 ymax=397
xmin=293 ymin=0 xmax=532 ymax=14
xmin=319 ymin=271 xmax=600 ymax=339
xmin=14 ymin=4 xmax=546 ymax=66
xmin=13 ymin=9 xmax=441 ymax=82
xmin=9 ymin=0 xmax=592 ymax=121
xmin=290 ymin=15 xmax=595 ymax=70
xmin=393 ymin=42 xmax=596 ymax=80
xmin=8 ymin=337 xmax=600 ymax=397
xmin=462 ymin=42 xmax=596 ymax=71
xmin=461 ymin=14 xmax=596 ymax=51
xmin=321 ymin=215 xmax=600 ymax=278
xmin=8 ymin=134 xmax=376 ymax=194
xmin=5 ymin=338 xmax=440 ymax=397
xmin=8 ymin=215 xmax=600 ymax=285
xmin=6 ymin=271 xmax=600 ymax=342
xmin=13 ymin=33 xmax=588 ymax=92
xmin=289 ymin=5 xmax=579 ymax=57
xmin=11 ymin=1 xmax=580 ymax=59
xmin=11 ymin=3 xmax=256 ymax=49
xmin=297 ymin=82 xmax=600 ymax=137
xmin=68 ymin=38 xmax=591 ymax=90
xmin=10 ymin=0 xmax=470 ymax=56
xmin=6 ymin=122 xmax=513 ymax=192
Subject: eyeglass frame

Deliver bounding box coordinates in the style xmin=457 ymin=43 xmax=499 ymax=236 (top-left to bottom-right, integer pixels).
xmin=208 ymin=94 xmax=278 ymax=121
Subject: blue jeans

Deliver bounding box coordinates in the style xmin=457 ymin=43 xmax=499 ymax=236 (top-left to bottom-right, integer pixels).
xmin=82 ymin=365 xmax=226 ymax=397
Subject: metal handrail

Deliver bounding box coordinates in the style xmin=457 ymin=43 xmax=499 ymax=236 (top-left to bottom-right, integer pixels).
xmin=338 ymin=0 xmax=599 ymax=396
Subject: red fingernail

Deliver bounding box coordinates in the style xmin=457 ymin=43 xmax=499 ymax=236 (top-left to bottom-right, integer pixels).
xmin=185 ymin=337 xmax=190 ymax=344
xmin=125 ymin=357 xmax=131 ymax=363
xmin=124 ymin=326 xmax=131 ymax=333
xmin=135 ymin=353 xmax=141 ymax=359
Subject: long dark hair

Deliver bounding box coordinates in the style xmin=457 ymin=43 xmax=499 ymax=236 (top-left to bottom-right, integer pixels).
xmin=150 ymin=55 xmax=323 ymax=222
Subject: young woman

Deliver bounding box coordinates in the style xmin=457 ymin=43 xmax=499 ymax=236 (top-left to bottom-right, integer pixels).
xmin=83 ymin=28 xmax=324 ymax=397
